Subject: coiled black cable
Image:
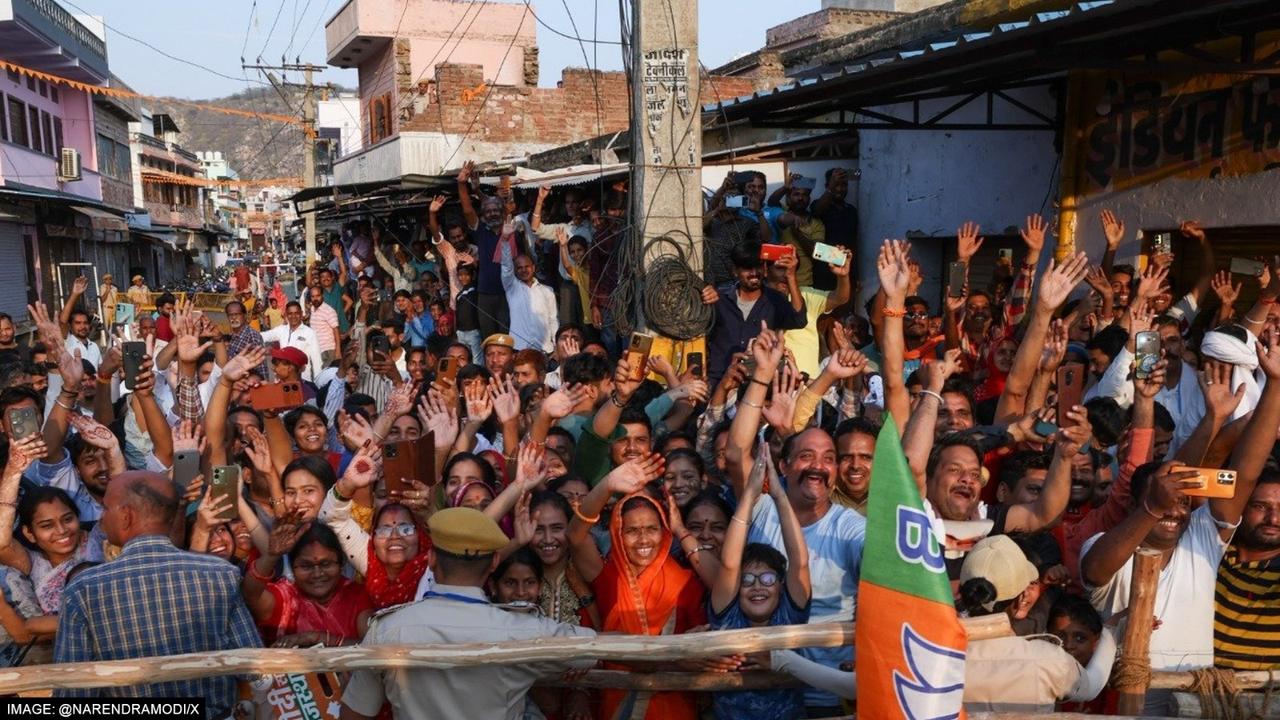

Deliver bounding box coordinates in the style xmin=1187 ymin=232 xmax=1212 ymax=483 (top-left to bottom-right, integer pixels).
xmin=638 ymin=233 xmax=713 ymax=340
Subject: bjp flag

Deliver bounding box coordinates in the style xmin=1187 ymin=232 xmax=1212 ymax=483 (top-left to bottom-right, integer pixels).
xmin=855 ymin=418 xmax=967 ymax=719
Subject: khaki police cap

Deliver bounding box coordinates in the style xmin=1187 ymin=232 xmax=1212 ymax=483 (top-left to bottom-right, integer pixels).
xmin=429 ymin=507 xmax=509 ymax=556
xmin=483 ymin=333 xmax=516 ymax=350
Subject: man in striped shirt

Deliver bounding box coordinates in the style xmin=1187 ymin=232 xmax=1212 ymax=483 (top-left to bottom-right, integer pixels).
xmin=1215 ymin=472 xmax=1280 ymax=669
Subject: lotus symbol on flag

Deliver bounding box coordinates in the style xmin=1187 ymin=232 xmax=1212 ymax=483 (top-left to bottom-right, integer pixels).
xmin=893 ymin=623 xmax=966 ymax=720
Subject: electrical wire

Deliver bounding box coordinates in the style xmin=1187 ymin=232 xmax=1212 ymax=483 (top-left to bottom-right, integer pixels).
xmin=57 ymin=0 xmax=268 ymax=86
xmin=439 ymin=4 xmax=532 ymax=171
xmin=257 ymin=0 xmax=289 ymax=61
xmin=520 ymin=0 xmax=622 ymax=45
xmin=395 ymin=0 xmax=482 ymax=115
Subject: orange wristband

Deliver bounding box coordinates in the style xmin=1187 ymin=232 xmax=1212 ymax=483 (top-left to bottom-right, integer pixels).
xmin=882 ymin=307 xmax=907 ymax=318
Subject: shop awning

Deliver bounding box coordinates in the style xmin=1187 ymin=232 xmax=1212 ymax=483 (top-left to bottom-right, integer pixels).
xmin=72 ymin=205 xmax=127 ymax=232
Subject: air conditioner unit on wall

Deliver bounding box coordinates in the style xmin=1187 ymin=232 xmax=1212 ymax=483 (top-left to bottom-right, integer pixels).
xmin=58 ymin=148 xmax=81 ymax=182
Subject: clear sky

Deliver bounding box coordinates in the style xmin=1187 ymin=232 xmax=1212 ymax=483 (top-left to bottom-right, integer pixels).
xmin=58 ymin=0 xmax=813 ymax=100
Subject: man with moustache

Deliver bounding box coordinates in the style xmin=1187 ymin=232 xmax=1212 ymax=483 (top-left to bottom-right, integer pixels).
xmin=725 ymin=327 xmax=864 ymax=717
xmin=1214 ymin=472 xmax=1280 ymax=670
xmin=701 ymin=241 xmax=807 ymax=386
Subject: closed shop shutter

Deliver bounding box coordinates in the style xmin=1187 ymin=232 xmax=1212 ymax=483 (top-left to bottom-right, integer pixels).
xmin=0 ymin=223 xmax=29 ymax=323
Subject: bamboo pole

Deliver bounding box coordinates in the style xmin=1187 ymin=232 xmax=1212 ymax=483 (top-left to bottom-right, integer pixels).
xmin=1115 ymin=547 xmax=1163 ymax=715
xmin=1151 ymin=670 xmax=1280 ymax=691
xmin=0 ymin=615 xmax=1012 ymax=695
xmin=540 ymin=669 xmax=802 ymax=691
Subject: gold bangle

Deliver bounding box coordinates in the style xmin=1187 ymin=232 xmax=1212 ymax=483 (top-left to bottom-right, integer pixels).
xmin=572 ymin=502 xmax=601 ymax=524
xmin=740 ymin=398 xmax=763 ymax=409
xmin=731 ymin=516 xmax=750 ymax=527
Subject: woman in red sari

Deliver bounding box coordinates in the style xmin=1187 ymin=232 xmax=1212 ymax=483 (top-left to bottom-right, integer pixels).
xmin=242 ymin=518 xmax=373 ymax=646
xmin=567 ymin=454 xmax=714 ymax=720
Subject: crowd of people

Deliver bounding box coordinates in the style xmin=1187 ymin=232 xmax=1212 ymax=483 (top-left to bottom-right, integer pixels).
xmin=0 ymin=159 xmax=1274 ymax=720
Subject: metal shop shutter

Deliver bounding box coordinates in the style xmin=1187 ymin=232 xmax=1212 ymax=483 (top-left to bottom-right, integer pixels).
xmin=0 ymin=224 xmax=29 ymax=323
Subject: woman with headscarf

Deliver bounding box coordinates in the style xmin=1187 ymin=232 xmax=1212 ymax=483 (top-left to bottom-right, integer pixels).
xmin=567 ymin=454 xmax=724 ymax=720
xmin=318 ymin=445 xmax=434 ymax=607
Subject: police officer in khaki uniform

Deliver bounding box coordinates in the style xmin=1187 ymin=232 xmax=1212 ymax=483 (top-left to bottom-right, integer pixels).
xmin=340 ymin=508 xmax=596 ymax=720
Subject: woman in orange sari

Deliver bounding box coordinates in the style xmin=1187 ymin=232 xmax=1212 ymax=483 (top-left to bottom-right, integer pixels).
xmin=568 ymin=453 xmax=734 ymax=720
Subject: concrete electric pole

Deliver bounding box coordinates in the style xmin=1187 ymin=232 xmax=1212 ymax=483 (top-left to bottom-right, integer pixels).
xmin=242 ymin=62 xmax=324 ymax=264
xmin=628 ymin=0 xmax=701 ymax=274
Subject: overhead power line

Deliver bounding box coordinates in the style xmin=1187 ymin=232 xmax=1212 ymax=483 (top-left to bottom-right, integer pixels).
xmin=58 ymin=0 xmax=267 ymax=86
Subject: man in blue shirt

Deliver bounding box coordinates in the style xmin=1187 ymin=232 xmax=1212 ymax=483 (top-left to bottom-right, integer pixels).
xmin=701 ymin=240 xmax=808 ymax=385
xmin=55 ymin=471 xmax=260 ymax=715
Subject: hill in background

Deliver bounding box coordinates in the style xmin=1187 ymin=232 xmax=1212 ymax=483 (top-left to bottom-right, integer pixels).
xmin=150 ymin=85 xmax=319 ymax=180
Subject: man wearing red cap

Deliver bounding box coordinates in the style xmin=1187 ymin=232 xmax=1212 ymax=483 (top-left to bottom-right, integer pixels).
xmin=260 ymin=300 xmax=323 ymax=382
xmin=269 ymin=346 xmax=318 ymax=402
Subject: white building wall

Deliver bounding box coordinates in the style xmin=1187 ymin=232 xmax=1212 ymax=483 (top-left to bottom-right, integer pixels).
xmin=318 ymin=95 xmax=365 ymax=158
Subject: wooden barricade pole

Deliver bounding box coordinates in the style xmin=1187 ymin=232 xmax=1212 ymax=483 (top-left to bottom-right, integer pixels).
xmin=0 ymin=615 xmax=1014 ymax=695
xmin=1115 ymin=547 xmax=1163 ymax=715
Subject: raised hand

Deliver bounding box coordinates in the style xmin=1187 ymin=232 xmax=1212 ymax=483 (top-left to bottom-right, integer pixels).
xmin=98 ymin=346 xmax=122 ymax=381
xmin=490 ymin=374 xmax=520 ymax=424
xmin=196 ymin=483 xmax=233 ymax=528
xmin=1135 ymin=359 xmax=1168 ymax=400
xmin=71 ymin=276 xmax=88 ymax=297
xmin=514 ymin=442 xmax=547 ymax=491
xmin=1179 ymin=220 xmax=1207 ymax=244
xmin=67 ymin=414 xmax=119 ymax=452
xmin=1100 ymin=210 xmax=1125 ymax=250
xmin=1211 ymin=271 xmax=1241 ymax=309
xmin=761 ymin=364 xmax=802 ymax=430
xmin=1133 ymin=264 xmax=1169 ymax=303
xmin=1053 ymin=406 xmax=1093 ymax=458
xmin=957 ymin=222 xmax=984 ymax=263
xmin=240 ymin=425 xmax=274 ymax=474
xmin=512 ymin=492 xmax=536 ymax=547
xmin=266 ymin=512 xmax=309 ymax=557
xmin=132 ymin=355 xmax=157 ymax=397
xmin=26 ymin=303 xmax=61 ymax=348
xmin=429 ymin=194 xmax=447 ymax=214
xmin=604 ymin=452 xmax=665 ymax=496
xmin=541 ymin=383 xmax=588 ymax=420
xmin=557 ymin=333 xmax=581 ymax=359
xmin=1020 ymin=214 xmax=1047 ymax=255
xmin=383 ymin=381 xmax=418 ymax=420
xmin=877 ymin=239 xmax=912 ymax=300
xmin=464 ymin=381 xmax=494 ymax=423
xmin=1258 ymin=334 xmax=1280 ymax=381
xmin=1084 ymin=266 xmax=1113 ymax=299
xmin=1200 ymin=361 xmax=1245 ymax=421
xmin=5 ymin=435 xmax=48 ymax=477
xmin=1036 ymin=252 xmax=1090 ymax=311
xmin=341 ymin=442 xmax=382 ymax=490
xmin=173 ymin=419 xmax=205 ymax=455
xmin=944 ymin=288 xmax=968 ymax=316
xmin=417 ymin=390 xmax=460 ymax=450
xmin=828 ymin=247 xmax=853 ymax=277
xmin=224 ymin=346 xmax=268 ymax=384
xmin=751 ymin=325 xmax=786 ymax=377
xmin=824 ymin=348 xmax=868 ymax=380
xmin=457 ymin=160 xmax=475 ymax=185
xmin=340 ymin=411 xmax=376 ymax=449
xmin=1039 ymin=320 xmax=1068 ymax=373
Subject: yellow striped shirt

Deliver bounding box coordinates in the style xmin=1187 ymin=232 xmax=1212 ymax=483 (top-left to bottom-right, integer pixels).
xmin=1214 ymin=546 xmax=1280 ymax=670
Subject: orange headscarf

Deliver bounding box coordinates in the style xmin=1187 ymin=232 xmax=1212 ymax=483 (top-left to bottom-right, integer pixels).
xmin=594 ymin=492 xmax=706 ymax=720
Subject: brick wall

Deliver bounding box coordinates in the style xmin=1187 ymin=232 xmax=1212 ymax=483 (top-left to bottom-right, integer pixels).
xmin=399 ymin=64 xmax=759 ymax=145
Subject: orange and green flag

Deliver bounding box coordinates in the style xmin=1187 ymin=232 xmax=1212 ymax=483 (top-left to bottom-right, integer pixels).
xmin=855 ymin=417 xmax=967 ymax=719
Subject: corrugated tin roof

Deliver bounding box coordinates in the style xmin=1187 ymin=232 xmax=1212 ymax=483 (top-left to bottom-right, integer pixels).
xmin=702 ymin=0 xmax=1117 ymax=114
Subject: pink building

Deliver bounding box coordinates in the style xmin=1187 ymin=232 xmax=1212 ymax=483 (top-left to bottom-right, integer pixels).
xmin=326 ymin=0 xmax=538 ymax=150
xmin=0 ymin=0 xmax=113 ymax=325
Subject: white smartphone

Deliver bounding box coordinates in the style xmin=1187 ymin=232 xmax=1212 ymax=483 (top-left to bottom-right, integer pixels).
xmin=813 ymin=242 xmax=847 ymax=267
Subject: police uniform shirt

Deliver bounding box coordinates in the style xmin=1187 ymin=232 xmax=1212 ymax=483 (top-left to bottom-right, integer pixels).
xmin=343 ymin=584 xmax=597 ymax=720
